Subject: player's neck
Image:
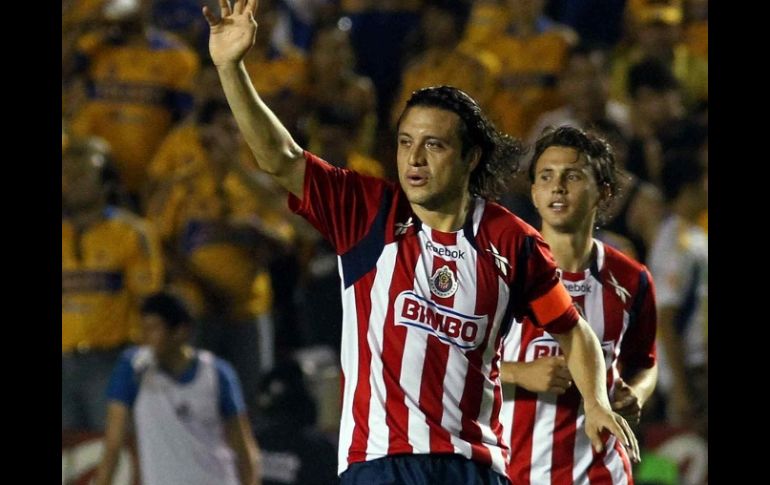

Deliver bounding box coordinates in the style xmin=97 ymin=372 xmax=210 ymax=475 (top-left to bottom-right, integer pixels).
xmin=541 ymin=224 xmax=594 ymax=273
xmin=411 ymin=193 xmax=474 ymax=233
xmin=159 ymin=345 xmax=195 ymax=377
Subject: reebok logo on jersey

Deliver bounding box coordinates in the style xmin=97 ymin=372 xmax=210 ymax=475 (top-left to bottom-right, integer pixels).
xmin=563 ymin=281 xmax=592 ymax=294
xmin=486 ymin=243 xmax=510 ymax=276
xmin=395 ymin=217 xmax=414 ymax=236
xmin=608 ymin=272 xmax=631 ymax=304
xmin=425 ymin=241 xmax=466 ymax=260
xmin=395 ymin=291 xmax=488 ymax=350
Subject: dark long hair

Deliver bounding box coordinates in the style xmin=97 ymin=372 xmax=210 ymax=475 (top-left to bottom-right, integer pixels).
xmin=397 ymin=85 xmax=525 ymax=201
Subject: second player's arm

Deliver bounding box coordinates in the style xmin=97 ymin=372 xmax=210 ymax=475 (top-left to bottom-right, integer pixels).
xmin=612 ymin=364 xmax=658 ymax=425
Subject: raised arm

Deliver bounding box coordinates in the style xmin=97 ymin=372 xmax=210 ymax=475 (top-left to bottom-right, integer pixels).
xmin=552 ymin=317 xmax=640 ymax=462
xmin=202 ymin=0 xmax=305 ymax=196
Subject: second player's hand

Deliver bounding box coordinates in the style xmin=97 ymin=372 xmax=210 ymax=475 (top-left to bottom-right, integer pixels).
xmin=584 ymin=404 xmax=640 ymax=463
xmin=203 ymin=0 xmax=259 ymax=67
xmin=504 ymin=356 xmax=573 ymax=394
xmin=611 ymin=378 xmax=642 ymax=425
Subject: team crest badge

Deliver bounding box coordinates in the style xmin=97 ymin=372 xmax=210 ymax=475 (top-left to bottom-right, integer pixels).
xmin=430 ymin=265 xmax=458 ymax=298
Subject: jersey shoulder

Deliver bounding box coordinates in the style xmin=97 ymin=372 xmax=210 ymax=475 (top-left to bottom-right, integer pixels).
xmin=601 ymin=243 xmax=650 ymax=294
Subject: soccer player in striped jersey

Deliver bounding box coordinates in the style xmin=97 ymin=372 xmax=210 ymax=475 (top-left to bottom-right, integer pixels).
xmin=202 ymin=2 xmax=639 ymax=483
xmin=501 ymin=126 xmax=658 ymax=484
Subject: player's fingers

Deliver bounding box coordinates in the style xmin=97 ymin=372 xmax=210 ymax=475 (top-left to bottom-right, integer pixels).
xmin=245 ymin=0 xmax=259 ymax=15
xmin=611 ymin=395 xmax=635 ymax=410
xmin=617 ymin=415 xmax=640 ymax=463
xmin=550 ymin=384 xmax=569 ymax=395
xmin=202 ymin=6 xmax=219 ymax=26
xmin=234 ymin=0 xmax=245 ymax=14
xmin=218 ymin=0 xmax=232 ymax=16
xmin=555 ymin=367 xmax=572 ymax=380
xmin=551 ymin=376 xmax=572 ymax=389
xmin=586 ymin=426 xmax=603 ymax=454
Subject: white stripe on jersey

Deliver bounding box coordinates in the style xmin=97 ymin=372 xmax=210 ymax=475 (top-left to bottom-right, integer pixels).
xmin=402 ymin=248 xmax=432 ymax=451
xmin=478 ymin=277 xmax=511 ymax=474
xmin=472 ymin=199 xmax=486 ymax=236
xmin=584 ymin=275 xmax=606 ymax=345
xmin=499 ymin=320 xmax=522 ymax=461
xmin=439 ymin=232 xmax=476 ymax=451
xmin=604 ymin=438 xmax=629 ymax=485
xmin=338 ymin=257 xmax=360 ymax=474
xmin=366 ymin=244 xmax=399 ymax=460
xmin=530 ymin=394 xmax=558 ymax=482
xmin=572 ymin=411 xmax=592 ymax=485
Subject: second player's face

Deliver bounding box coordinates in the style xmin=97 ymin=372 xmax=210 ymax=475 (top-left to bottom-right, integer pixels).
xmin=531 ymin=146 xmax=601 ymax=233
xmin=396 ymin=106 xmax=474 ymax=213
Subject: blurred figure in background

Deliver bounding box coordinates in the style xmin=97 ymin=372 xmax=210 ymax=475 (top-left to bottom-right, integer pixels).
xmin=305 ymin=24 xmax=378 ymax=157
xmin=145 ymin=94 xmax=298 ymax=417
xmin=624 ymin=57 xmax=705 ymax=188
xmin=647 ymin=152 xmax=708 ymax=436
xmin=243 ymin=0 xmax=310 ymax=146
xmin=69 ymin=0 xmax=199 ymax=206
xmin=482 ymin=0 xmax=578 ymax=138
xmin=610 ymin=0 xmax=707 ymax=110
xmin=392 ymin=0 xmax=496 ymax=128
xmin=254 ymin=359 xmax=339 ymax=485
xmin=62 ymin=134 xmax=164 ymax=433
xmin=94 ymin=291 xmax=261 ymax=485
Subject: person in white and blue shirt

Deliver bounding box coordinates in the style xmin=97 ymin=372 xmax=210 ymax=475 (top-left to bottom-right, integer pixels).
xmin=94 ymin=291 xmax=262 ymax=485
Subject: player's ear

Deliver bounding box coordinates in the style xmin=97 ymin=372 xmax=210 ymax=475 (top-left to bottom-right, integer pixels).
xmin=467 ymin=146 xmax=482 ymax=173
xmin=530 ymin=174 xmax=539 ymax=209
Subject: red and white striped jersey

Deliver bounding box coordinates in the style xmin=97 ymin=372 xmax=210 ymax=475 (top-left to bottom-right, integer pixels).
xmin=288 ymin=152 xmax=580 ymax=476
xmin=501 ymin=240 xmax=657 ymax=485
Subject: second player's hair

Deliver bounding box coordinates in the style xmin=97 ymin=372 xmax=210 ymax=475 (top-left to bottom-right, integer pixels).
xmin=529 ymin=125 xmax=621 ymax=223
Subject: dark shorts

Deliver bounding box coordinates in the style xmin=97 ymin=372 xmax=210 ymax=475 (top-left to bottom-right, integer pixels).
xmin=339 ymin=453 xmax=511 ymax=485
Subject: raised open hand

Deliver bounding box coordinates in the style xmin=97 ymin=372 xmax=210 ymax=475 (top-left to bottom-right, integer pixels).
xmin=202 ymin=0 xmax=259 ymax=67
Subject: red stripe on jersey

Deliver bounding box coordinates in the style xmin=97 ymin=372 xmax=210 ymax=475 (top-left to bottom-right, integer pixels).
xmin=383 ymin=238 xmax=421 ymax=455
xmin=601 ymin=272 xmax=626 ymax=392
xmin=508 ymin=389 xmax=537 ymax=485
xmin=457 ymin=250 xmax=502 ymax=466
xmin=421 ymin=233 xmax=457 ymax=453
xmin=421 ymin=334 xmax=452 ymax=452
xmin=551 ymin=389 xmax=580 ymax=485
xmin=488 ymin=348 xmax=508 ymax=463
xmin=347 ymin=271 xmax=377 ymax=464
xmin=587 ymin=446 xmax=613 ymax=484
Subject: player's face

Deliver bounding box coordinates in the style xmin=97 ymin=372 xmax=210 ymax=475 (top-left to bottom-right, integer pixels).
xmin=397 ymin=106 xmax=477 ymax=213
xmin=531 ymin=146 xmax=601 ymax=233
xmin=141 ymin=314 xmax=183 ymax=360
